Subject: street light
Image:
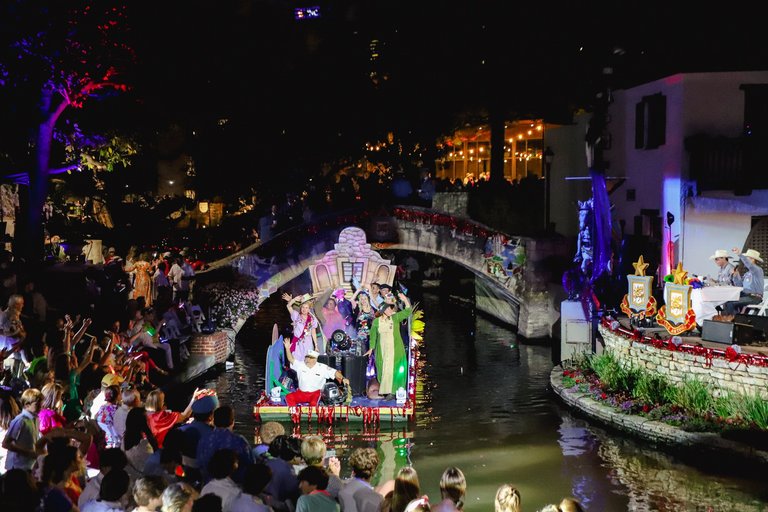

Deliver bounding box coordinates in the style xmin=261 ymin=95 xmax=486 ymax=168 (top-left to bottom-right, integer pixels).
xmin=543 ymin=146 xmax=554 ymax=232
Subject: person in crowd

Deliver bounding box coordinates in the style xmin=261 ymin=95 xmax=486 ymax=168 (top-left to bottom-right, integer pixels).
xmin=1 ymin=467 xmax=41 ymax=509
xmin=39 ymin=443 xmax=83 ymax=512
xmin=192 ymin=493 xmax=223 ymax=512
xmin=707 ymin=249 xmax=736 ymax=286
xmin=144 ymin=389 xmax=196 ymax=448
xmin=55 ymin=333 xmax=98 ymax=422
xmin=252 ymin=421 xmax=284 ymax=459
xmin=296 ymin=465 xmax=339 ymax=512
xmin=338 ymin=447 xmax=382 ymax=512
xmin=263 ymin=435 xmax=302 ymax=511
xmin=80 ymin=467 xmax=130 ymax=512
xmin=95 ymin=385 xmax=122 ymax=448
xmin=365 ymin=292 xmax=412 ymax=401
xmin=79 ymin=447 xmax=128 ymax=509
xmin=282 ymin=341 xmax=349 ymax=407
xmin=196 ymin=405 xmax=253 ymax=484
xmin=200 ymin=449 xmax=242 ymax=512
xmin=0 ymin=294 xmax=28 ymax=378
xmin=432 ymin=467 xmax=466 ymax=512
xmin=113 ymin=386 xmax=141 ymax=448
xmin=494 ymin=484 xmax=521 ymax=512
xmin=282 ymin=293 xmax=318 ymax=361
xmin=723 ymin=248 xmax=765 ymax=314
xmin=558 ymin=497 xmax=586 ymax=512
xmin=381 ymin=466 xmax=422 ymax=512
xmin=39 ymin=381 xmax=67 ymax=435
xmin=153 ymin=261 xmax=172 ymax=306
xmin=161 ymin=481 xmax=199 ymax=512
xmin=178 ymin=394 xmax=217 ymax=482
xmin=125 ymin=252 xmax=154 ymax=307
xmin=143 ymin=428 xmax=185 ymax=485
xmin=126 ymin=308 xmax=174 ymax=371
xmin=2 ymin=387 xmax=42 ymax=472
xmin=123 ymin=407 xmax=158 ymax=481
xmin=0 ymin=389 xmax=19 ymax=473
xmin=230 ymin=463 xmax=272 ymax=512
xmin=300 ymin=435 xmax=342 ymax=498
xmin=132 ymin=475 xmax=168 ymax=512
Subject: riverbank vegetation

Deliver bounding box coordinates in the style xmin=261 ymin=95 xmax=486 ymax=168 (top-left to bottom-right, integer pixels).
xmin=562 ymin=351 xmax=768 ymax=448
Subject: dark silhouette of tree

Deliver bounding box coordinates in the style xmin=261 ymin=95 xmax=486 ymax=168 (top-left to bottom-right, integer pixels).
xmin=0 ymin=0 xmax=134 ymax=260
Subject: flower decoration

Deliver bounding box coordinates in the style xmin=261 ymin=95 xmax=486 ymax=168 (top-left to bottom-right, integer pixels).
xmin=198 ymin=280 xmax=260 ymax=330
xmin=725 ymin=344 xmax=742 ymax=362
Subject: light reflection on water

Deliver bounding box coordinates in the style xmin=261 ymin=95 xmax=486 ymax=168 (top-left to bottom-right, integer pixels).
xmin=191 ymin=291 xmax=768 ymax=512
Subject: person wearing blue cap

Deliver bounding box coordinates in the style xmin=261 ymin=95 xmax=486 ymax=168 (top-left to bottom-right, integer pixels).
xmin=178 ymin=393 xmax=218 ymax=484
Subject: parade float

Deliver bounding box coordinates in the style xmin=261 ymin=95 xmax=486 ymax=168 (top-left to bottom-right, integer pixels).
xmin=253 ymin=227 xmax=424 ymax=424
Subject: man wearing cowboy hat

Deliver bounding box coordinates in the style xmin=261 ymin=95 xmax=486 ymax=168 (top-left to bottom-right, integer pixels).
xmin=707 ymin=249 xmax=736 ymax=286
xmin=722 ymin=248 xmax=765 ymax=315
xmin=282 ymin=338 xmax=349 ymax=407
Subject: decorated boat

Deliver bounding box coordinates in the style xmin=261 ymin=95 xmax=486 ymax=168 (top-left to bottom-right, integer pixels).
xmin=254 ymin=227 xmax=424 ymax=425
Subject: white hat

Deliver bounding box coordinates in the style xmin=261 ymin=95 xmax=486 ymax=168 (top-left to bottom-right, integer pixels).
xmin=306 ymin=349 xmax=320 ymax=358
xmin=743 ymin=249 xmax=763 ymax=263
xmin=709 ymin=249 xmax=733 ymax=260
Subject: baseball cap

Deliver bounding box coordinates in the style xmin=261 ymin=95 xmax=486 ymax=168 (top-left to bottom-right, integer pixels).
xmin=102 ymin=373 xmax=124 ymax=387
xmin=191 ymin=395 xmax=219 ymax=414
xmin=306 ymin=350 xmax=320 ymax=358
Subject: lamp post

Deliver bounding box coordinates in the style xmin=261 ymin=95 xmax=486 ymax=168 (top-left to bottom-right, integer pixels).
xmin=543 ymin=146 xmax=554 ymax=232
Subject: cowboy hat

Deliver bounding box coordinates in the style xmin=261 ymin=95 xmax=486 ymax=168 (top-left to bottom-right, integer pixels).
xmin=292 ymin=293 xmax=315 ymax=308
xmin=709 ymin=249 xmax=734 ymax=260
xmin=743 ymin=249 xmax=763 ymax=263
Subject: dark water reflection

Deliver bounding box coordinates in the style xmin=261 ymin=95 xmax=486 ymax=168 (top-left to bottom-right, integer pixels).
xmin=181 ymin=291 xmax=768 ymax=512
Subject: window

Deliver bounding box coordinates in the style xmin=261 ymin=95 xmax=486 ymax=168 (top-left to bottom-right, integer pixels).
xmin=341 ymin=261 xmax=364 ymax=283
xmin=635 ymin=93 xmax=666 ymax=149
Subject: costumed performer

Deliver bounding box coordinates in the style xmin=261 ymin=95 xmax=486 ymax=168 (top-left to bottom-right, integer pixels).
xmin=707 ymin=249 xmax=736 ymax=286
xmin=723 ymin=248 xmax=765 ymax=314
xmin=282 ymin=339 xmax=349 ymax=407
xmin=350 ymin=288 xmax=376 ymax=354
xmin=365 ymin=291 xmax=412 ymax=400
xmin=282 ymin=292 xmax=319 ymax=360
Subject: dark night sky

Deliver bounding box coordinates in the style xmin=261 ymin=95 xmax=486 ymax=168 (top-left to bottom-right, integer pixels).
xmin=3 ymin=1 xmax=768 ymax=188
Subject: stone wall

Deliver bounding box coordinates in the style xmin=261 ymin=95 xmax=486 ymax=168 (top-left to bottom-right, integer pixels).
xmin=600 ymin=325 xmax=768 ymax=399
xmin=431 ymin=192 xmax=468 ymax=217
xmin=551 ymin=365 xmax=768 ymax=469
xmin=189 ymin=331 xmax=230 ymax=365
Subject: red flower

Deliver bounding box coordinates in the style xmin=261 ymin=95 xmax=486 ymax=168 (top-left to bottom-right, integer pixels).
xmin=642 ymin=404 xmax=650 ymax=413
xmin=600 ymin=393 xmax=607 ymax=400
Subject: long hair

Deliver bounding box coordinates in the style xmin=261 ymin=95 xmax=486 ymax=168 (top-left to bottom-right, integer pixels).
xmin=391 ymin=466 xmax=421 ymax=512
xmin=124 ymin=407 xmax=158 ymax=451
xmin=0 ymin=391 xmax=20 ymax=430
xmin=439 ymin=466 xmax=466 ymax=509
xmin=40 ymin=382 xmax=64 ymax=411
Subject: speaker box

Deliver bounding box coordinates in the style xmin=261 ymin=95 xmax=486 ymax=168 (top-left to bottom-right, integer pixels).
xmin=701 ymin=320 xmax=758 ymax=345
xmin=734 ymin=314 xmax=768 ymax=339
xmin=341 ymin=354 xmax=368 ymax=396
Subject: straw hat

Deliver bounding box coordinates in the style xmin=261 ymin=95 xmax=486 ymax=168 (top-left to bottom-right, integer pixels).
xmin=743 ymin=249 xmax=763 ymax=263
xmin=709 ymin=249 xmax=733 ymax=260
xmin=292 ymin=293 xmax=315 ymax=308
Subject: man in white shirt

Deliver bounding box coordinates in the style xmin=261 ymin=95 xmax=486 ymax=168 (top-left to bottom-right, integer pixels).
xmin=167 ymin=257 xmax=185 ymax=302
xmin=113 ymin=386 xmax=141 ymax=445
xmin=282 ymin=339 xmax=348 ymax=407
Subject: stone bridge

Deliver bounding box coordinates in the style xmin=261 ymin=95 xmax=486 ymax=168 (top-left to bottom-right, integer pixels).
xmin=199 ymin=206 xmax=562 ymax=338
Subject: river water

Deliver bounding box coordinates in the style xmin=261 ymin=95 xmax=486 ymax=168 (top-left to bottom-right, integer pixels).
xmin=185 ymin=289 xmax=768 ymax=512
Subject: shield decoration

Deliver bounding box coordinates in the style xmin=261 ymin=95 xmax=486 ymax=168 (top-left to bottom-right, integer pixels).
xmin=627 ymin=275 xmax=653 ymax=313
xmin=664 ymin=283 xmax=691 ymax=324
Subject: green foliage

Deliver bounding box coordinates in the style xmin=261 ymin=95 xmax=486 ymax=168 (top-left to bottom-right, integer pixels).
xmin=562 ymin=376 xmax=577 ymax=389
xmin=740 ymin=393 xmax=768 ymax=430
xmin=588 ymin=351 xmax=637 ymax=393
xmin=713 ymin=391 xmax=742 ymax=420
xmin=632 ymin=368 xmax=670 ymax=406
xmin=668 ymin=377 xmax=713 ymax=417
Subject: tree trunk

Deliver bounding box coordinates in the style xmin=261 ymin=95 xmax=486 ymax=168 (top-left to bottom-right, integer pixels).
xmin=26 ymin=88 xmax=57 ymax=262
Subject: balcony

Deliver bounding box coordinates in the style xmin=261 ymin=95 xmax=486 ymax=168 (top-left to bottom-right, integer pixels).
xmin=686 ymin=134 xmax=768 ymax=193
